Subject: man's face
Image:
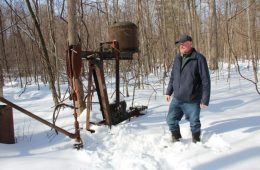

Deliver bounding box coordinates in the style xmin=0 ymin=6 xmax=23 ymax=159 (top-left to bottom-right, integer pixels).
xmin=179 ymin=41 xmax=192 ymax=54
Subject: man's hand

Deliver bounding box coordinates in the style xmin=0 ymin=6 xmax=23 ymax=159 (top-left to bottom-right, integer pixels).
xmin=165 ymin=95 xmax=171 ymax=102
xmin=200 ymin=103 xmax=208 ymax=109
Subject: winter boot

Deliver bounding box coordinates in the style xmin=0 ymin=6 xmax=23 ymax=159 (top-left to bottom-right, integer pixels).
xmin=171 ymin=132 xmax=182 ymax=143
xmin=192 ymin=131 xmax=201 ymax=143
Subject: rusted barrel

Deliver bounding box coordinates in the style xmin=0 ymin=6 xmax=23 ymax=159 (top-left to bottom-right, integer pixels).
xmin=108 ymin=22 xmax=138 ymax=52
xmin=0 ymin=105 xmax=15 ymax=144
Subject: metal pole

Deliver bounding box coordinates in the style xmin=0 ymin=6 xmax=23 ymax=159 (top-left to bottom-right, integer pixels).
xmin=0 ymin=97 xmax=76 ymax=139
xmin=113 ymin=41 xmax=120 ymax=107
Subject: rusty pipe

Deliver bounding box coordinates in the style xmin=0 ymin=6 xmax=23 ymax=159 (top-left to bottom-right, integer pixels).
xmin=113 ymin=40 xmax=120 ymax=107
xmin=0 ymin=97 xmax=76 ymax=139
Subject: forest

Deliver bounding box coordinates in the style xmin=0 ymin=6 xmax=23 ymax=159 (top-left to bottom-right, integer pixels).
xmin=0 ymin=0 xmax=259 ymax=109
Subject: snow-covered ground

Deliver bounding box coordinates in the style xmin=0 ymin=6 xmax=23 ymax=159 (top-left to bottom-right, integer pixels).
xmin=1 ymin=62 xmax=260 ymax=170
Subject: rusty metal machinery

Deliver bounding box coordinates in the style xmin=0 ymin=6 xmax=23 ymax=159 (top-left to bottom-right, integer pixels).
xmin=82 ymin=22 xmax=147 ymax=131
xmin=108 ymin=21 xmax=138 ymax=52
xmin=0 ymin=97 xmax=78 ymax=139
xmin=0 ymin=22 xmax=147 ymax=149
xmin=82 ymin=40 xmax=147 ymax=131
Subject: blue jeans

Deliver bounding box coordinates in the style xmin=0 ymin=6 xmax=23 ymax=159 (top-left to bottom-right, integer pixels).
xmin=166 ymin=97 xmax=201 ymax=134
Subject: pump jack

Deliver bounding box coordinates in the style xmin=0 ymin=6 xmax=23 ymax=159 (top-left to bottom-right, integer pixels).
xmin=81 ymin=40 xmax=147 ymax=132
xmin=0 ymin=22 xmax=147 ymax=149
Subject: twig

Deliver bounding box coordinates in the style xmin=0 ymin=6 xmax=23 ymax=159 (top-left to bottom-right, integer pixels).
xmin=226 ymin=21 xmax=260 ymax=95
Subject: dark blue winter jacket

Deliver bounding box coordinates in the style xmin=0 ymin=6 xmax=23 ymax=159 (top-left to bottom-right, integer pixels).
xmin=166 ymin=48 xmax=211 ymax=105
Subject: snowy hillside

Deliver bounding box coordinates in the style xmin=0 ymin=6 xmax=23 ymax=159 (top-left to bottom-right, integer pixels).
xmin=0 ymin=62 xmax=260 ymax=170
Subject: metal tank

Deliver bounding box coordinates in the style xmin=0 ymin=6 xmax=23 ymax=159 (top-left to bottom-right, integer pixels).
xmin=108 ymin=22 xmax=138 ymax=52
xmin=0 ymin=105 xmax=15 ymax=144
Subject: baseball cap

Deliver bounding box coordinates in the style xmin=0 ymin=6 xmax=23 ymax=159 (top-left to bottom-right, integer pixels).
xmin=175 ymin=34 xmax=192 ymax=44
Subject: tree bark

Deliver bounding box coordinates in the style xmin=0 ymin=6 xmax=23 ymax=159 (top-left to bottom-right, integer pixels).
xmin=0 ymin=9 xmax=5 ymax=97
xmin=209 ymin=0 xmax=219 ymax=70
xmin=0 ymin=57 xmax=2 ymax=97
xmin=247 ymin=0 xmax=258 ymax=83
xmin=25 ymin=0 xmax=59 ymax=106
xmin=47 ymin=0 xmax=61 ymax=99
xmin=67 ymin=0 xmax=86 ymax=114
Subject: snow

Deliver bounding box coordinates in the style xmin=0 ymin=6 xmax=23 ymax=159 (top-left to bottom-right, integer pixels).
xmin=1 ymin=62 xmax=260 ymax=170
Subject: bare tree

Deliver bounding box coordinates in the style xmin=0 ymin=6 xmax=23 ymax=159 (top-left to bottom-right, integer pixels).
xmin=247 ymin=0 xmax=258 ymax=83
xmin=0 ymin=67 xmax=3 ymax=97
xmin=0 ymin=60 xmax=3 ymax=97
xmin=1 ymin=0 xmax=259 ymax=97
xmin=0 ymin=8 xmax=5 ymax=97
xmin=25 ymin=0 xmax=59 ymax=105
xmin=67 ymin=0 xmax=86 ymax=114
xmin=209 ymin=0 xmax=219 ymax=70
xmin=47 ymin=0 xmax=61 ymax=98
xmin=186 ymin=0 xmax=200 ymax=50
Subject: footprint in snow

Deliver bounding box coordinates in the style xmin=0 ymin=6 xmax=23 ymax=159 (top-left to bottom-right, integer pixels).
xmin=203 ymin=133 xmax=231 ymax=152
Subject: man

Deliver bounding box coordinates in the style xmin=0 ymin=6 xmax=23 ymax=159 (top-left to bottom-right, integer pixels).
xmin=165 ymin=34 xmax=210 ymax=143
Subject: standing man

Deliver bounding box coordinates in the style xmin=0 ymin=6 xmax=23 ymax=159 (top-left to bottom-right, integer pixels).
xmin=165 ymin=34 xmax=211 ymax=143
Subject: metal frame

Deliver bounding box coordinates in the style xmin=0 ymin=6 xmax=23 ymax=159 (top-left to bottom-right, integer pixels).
xmin=82 ymin=41 xmax=147 ymax=131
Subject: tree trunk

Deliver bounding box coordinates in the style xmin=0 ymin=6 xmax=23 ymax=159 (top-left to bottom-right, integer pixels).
xmin=191 ymin=0 xmax=200 ymax=50
xmin=113 ymin=0 xmax=119 ymax=22
xmin=0 ymin=9 xmax=4 ymax=97
xmin=0 ymin=54 xmax=2 ymax=97
xmin=0 ymin=66 xmax=3 ymax=97
xmin=25 ymin=0 xmax=59 ymax=106
xmin=67 ymin=0 xmax=86 ymax=114
xmin=247 ymin=0 xmax=258 ymax=83
xmin=47 ymin=0 xmax=61 ymax=99
xmin=209 ymin=0 xmax=219 ymax=70
xmin=104 ymin=0 xmax=110 ymax=25
xmin=136 ymin=0 xmax=144 ymax=89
